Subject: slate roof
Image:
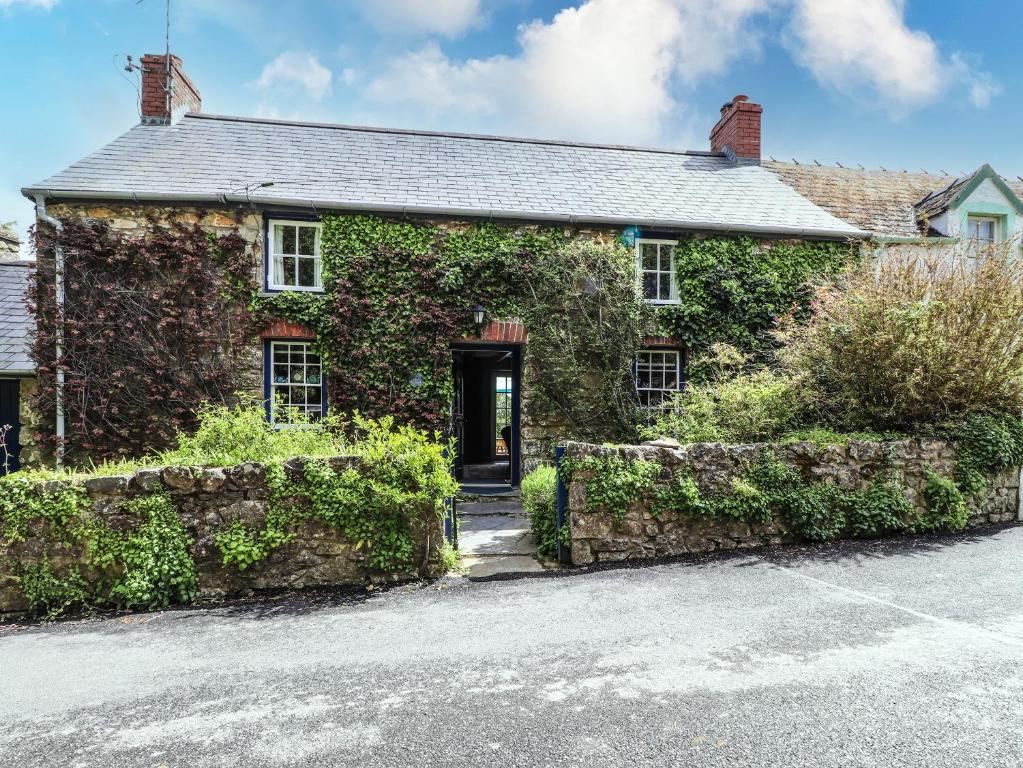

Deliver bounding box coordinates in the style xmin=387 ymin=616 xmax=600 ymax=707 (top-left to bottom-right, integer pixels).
xmin=24 ymin=113 xmax=865 ymax=239
xmin=0 ymin=262 xmax=34 ymax=376
xmin=764 ymin=161 xmax=1023 ymax=239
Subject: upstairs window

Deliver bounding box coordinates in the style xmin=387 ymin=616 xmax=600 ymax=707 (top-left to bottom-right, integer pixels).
xmin=268 ymin=341 xmax=324 ymax=424
xmin=636 ymin=349 xmax=681 ymax=408
xmin=268 ymin=220 xmax=322 ymax=291
xmin=637 ymin=239 xmax=678 ymax=303
xmin=967 ymin=215 xmax=1000 ymax=257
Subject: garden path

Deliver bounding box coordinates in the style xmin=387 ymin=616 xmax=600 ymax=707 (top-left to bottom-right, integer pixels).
xmin=457 ymin=497 xmax=546 ymax=577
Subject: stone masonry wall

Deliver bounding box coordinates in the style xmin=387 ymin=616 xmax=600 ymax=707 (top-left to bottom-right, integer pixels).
xmin=0 ymin=230 xmax=20 ymax=261
xmin=0 ymin=455 xmax=445 ymax=614
xmin=566 ymin=439 xmax=1021 ymax=566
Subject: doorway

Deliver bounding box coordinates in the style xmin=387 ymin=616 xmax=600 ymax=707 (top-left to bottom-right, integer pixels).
xmin=451 ymin=344 xmax=521 ymax=490
xmin=0 ymin=380 xmax=21 ymax=475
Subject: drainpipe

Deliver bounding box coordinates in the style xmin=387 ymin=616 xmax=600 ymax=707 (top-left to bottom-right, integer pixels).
xmin=33 ymin=195 xmax=65 ymax=469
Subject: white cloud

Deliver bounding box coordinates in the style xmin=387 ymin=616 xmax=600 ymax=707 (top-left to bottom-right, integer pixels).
xmin=362 ymin=0 xmax=998 ymax=144
xmin=786 ymin=0 xmax=999 ymax=114
xmin=0 ymin=0 xmax=58 ymax=8
xmin=359 ymin=0 xmax=482 ymax=38
xmin=367 ymin=0 xmax=769 ymax=145
xmin=254 ymin=51 xmax=332 ymax=100
xmin=340 ymin=67 xmax=360 ymax=87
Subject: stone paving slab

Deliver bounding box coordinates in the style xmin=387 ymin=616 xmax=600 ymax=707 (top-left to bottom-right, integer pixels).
xmin=462 ymin=555 xmax=547 ymax=578
xmin=459 ymin=522 xmax=535 ymax=557
xmin=459 ymin=500 xmax=524 ymax=516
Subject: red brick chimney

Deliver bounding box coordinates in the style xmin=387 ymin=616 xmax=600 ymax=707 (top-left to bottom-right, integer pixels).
xmin=140 ymin=53 xmax=201 ymax=125
xmin=709 ymin=94 xmax=762 ymax=162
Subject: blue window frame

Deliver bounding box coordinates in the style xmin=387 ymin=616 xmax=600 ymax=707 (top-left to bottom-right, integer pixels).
xmin=262 ymin=340 xmax=327 ymax=424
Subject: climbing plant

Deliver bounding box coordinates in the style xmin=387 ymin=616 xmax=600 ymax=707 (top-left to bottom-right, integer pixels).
xmin=657 ymin=236 xmax=855 ymax=381
xmin=254 ymin=216 xmax=650 ymax=444
xmin=31 ymin=218 xmax=257 ymax=461
xmin=34 ymin=211 xmax=856 ymax=461
xmin=565 ymin=448 xmax=974 ymax=544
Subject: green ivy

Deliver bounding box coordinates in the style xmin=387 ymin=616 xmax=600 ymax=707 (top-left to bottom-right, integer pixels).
xmin=2 ymin=478 xmax=197 ymax=617
xmin=945 ymin=411 xmax=1023 ymax=497
xmin=921 ymin=468 xmax=969 ymax=532
xmin=569 ymin=446 xmax=979 ymax=545
xmin=212 ymin=415 xmax=458 ymax=572
xmin=660 ymin=236 xmax=856 ymax=381
xmin=98 ymin=494 xmax=198 ymax=610
xmin=17 ymin=555 xmax=89 ymax=620
xmin=562 ymin=455 xmax=661 ymax=522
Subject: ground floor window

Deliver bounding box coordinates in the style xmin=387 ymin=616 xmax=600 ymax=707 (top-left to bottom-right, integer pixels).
xmin=636 ymin=349 xmax=681 ymax=407
xmin=267 ymin=341 xmax=324 ymax=424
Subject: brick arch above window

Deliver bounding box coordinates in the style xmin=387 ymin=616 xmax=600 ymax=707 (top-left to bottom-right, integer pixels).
xmin=260 ymin=318 xmax=316 ymax=340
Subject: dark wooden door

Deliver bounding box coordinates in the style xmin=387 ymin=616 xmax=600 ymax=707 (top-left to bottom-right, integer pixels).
xmin=451 ymin=355 xmax=465 ymax=480
xmin=0 ymin=380 xmax=21 ymax=474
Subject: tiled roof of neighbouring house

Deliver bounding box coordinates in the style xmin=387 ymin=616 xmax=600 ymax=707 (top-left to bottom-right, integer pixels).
xmin=0 ymin=261 xmax=34 ymax=375
xmin=23 ymin=113 xmax=866 ymax=239
xmin=764 ymin=161 xmax=1023 ymax=239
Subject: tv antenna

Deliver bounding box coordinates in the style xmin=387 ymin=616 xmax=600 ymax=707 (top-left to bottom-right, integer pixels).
xmin=123 ymin=0 xmax=172 ymax=119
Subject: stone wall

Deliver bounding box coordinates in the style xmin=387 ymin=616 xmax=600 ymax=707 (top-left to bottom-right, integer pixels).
xmin=0 ymin=455 xmax=445 ymax=614
xmin=566 ymin=439 xmax=1021 ymax=565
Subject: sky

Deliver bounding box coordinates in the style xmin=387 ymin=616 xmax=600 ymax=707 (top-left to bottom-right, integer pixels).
xmin=2 ymin=0 xmax=1022 ymax=252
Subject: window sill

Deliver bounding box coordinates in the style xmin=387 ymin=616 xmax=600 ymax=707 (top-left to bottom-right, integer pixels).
xmin=262 ymin=286 xmax=326 ymax=295
xmin=645 ymin=299 xmax=681 ymax=306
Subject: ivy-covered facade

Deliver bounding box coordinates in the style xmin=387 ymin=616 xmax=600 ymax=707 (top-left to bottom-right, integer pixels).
xmin=25 ymin=201 xmax=856 ymax=479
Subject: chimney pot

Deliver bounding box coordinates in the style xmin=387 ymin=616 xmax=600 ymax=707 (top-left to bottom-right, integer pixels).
xmin=709 ymin=94 xmax=762 ymax=162
xmin=139 ymin=53 xmax=201 ymax=125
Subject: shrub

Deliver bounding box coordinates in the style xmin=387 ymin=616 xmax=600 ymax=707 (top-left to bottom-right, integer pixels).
xmin=647 ymin=366 xmax=804 ymax=444
xmin=660 ymin=236 xmax=855 ymax=381
xmin=920 ymin=469 xmax=969 ymax=532
xmin=521 ymin=465 xmax=561 ymax=559
xmin=946 ymin=411 xmax=1023 ymax=497
xmin=160 ymin=396 xmax=347 ymax=467
xmin=783 ymin=250 xmax=1023 ymax=429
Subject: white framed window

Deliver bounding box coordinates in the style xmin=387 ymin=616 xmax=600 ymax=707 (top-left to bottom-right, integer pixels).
xmin=268 ymin=341 xmax=324 ymax=424
xmin=967 ymin=215 xmax=1000 ymax=258
xmin=637 ymin=239 xmax=679 ymax=303
xmin=268 ymin=220 xmax=322 ymax=291
xmin=636 ymin=349 xmax=681 ymax=407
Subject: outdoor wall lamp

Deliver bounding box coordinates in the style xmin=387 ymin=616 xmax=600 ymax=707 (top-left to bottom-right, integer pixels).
xmin=472 ymin=304 xmax=486 ymax=336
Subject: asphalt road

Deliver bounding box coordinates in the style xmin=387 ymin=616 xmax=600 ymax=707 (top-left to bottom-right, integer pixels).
xmin=5 ymin=524 xmax=1023 ymax=767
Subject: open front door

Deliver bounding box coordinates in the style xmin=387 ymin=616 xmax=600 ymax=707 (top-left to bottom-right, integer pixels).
xmin=451 ymin=354 xmax=465 ymax=481
xmin=451 ymin=344 xmax=521 ymax=490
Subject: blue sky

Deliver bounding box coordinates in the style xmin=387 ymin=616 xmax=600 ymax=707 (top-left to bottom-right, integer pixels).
xmin=2 ymin=0 xmax=1022 ymax=250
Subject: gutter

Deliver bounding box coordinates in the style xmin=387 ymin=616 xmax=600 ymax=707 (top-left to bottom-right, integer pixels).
xmin=871 ymin=235 xmax=958 ymax=245
xmin=20 ymin=187 xmax=871 ymax=241
xmin=32 ymin=194 xmax=65 ymax=469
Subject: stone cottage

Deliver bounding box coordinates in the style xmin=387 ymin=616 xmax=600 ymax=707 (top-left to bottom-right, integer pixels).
xmin=19 ymin=53 xmax=1011 ymax=484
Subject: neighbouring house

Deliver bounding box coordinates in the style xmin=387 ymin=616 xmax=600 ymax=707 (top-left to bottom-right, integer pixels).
xmin=0 ymin=256 xmax=36 ymax=474
xmin=19 ymin=53 xmax=1010 ymax=485
xmin=765 ymin=160 xmax=1023 ymax=261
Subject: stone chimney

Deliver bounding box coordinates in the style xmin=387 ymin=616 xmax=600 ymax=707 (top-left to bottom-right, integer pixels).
xmin=0 ymin=226 xmax=20 ymax=261
xmin=140 ymin=53 xmax=201 ymax=125
xmin=709 ymin=94 xmax=762 ymax=162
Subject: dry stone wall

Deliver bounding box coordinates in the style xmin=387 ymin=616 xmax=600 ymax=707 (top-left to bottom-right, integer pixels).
xmin=0 ymin=455 xmax=445 ymax=614
xmin=566 ymin=439 xmax=1021 ymax=566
